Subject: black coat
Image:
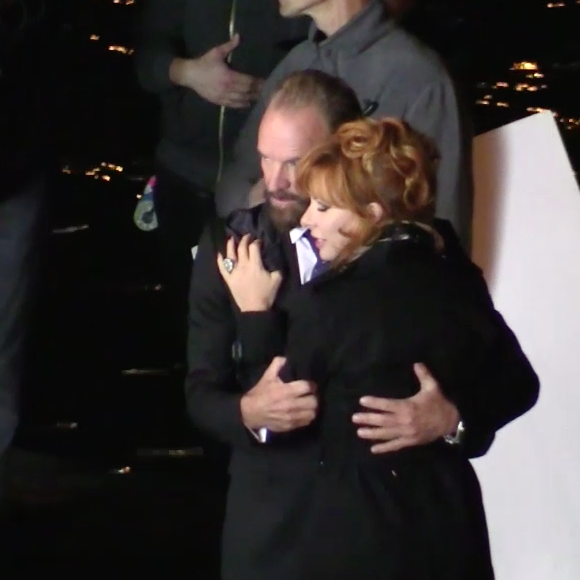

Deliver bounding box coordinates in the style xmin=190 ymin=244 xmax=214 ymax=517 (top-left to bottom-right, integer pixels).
xmin=0 ymin=0 xmax=56 ymax=195
xmin=185 ymin=204 xmax=539 ymax=580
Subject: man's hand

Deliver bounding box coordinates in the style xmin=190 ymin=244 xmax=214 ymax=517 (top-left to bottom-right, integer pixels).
xmin=169 ymin=34 xmax=264 ymax=108
xmin=352 ymin=363 xmax=460 ymax=454
xmin=241 ymin=357 xmax=318 ymax=433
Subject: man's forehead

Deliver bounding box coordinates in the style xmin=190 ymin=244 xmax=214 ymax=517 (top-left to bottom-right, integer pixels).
xmin=258 ymin=105 xmax=330 ymax=159
xmin=262 ymin=104 xmax=329 ymax=133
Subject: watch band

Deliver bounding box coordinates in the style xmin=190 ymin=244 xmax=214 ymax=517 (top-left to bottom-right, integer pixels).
xmin=443 ymin=420 xmax=465 ymax=446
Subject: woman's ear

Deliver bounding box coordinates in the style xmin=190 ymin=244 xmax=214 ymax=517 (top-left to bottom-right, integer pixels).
xmin=366 ymin=202 xmax=384 ymax=224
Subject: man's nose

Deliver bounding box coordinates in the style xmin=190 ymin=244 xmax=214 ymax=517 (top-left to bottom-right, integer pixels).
xmin=265 ymin=164 xmax=291 ymax=191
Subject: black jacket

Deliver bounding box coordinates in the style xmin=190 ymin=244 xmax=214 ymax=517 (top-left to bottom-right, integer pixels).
xmin=0 ymin=0 xmax=55 ymax=196
xmin=134 ymin=0 xmax=308 ymax=191
xmin=231 ymin=222 xmax=502 ymax=580
xmin=185 ymin=204 xmax=539 ymax=580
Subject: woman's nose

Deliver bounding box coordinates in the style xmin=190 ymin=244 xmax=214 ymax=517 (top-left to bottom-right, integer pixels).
xmin=300 ymin=202 xmax=314 ymax=229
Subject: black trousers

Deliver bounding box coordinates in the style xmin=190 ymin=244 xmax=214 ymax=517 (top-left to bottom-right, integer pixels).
xmin=153 ymin=164 xmax=215 ymax=361
xmin=0 ymin=179 xmax=45 ymax=499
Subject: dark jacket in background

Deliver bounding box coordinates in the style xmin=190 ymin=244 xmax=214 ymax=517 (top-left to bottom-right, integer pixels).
xmin=134 ymin=0 xmax=309 ymax=192
xmin=0 ymin=0 xmax=56 ymax=198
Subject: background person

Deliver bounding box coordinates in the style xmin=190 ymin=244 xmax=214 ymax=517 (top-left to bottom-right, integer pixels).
xmin=134 ymin=0 xmax=309 ymax=356
xmin=216 ymin=0 xmax=474 ymax=250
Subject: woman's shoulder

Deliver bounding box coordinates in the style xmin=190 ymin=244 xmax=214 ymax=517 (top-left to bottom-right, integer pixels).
xmin=356 ymin=222 xmax=484 ymax=294
xmin=354 ymin=225 xmax=448 ymax=285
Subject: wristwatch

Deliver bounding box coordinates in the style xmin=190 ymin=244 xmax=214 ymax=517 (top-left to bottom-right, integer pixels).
xmin=443 ymin=420 xmax=465 ymax=446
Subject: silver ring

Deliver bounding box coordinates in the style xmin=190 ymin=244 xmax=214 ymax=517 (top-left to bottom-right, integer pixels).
xmin=223 ymin=257 xmax=236 ymax=273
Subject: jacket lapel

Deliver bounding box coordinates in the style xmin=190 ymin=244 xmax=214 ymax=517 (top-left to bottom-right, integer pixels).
xmin=281 ymin=234 xmax=300 ymax=288
xmin=274 ymin=235 xmax=300 ymax=310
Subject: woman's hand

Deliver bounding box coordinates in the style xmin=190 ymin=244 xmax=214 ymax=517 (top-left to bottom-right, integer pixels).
xmin=217 ymin=234 xmax=283 ymax=312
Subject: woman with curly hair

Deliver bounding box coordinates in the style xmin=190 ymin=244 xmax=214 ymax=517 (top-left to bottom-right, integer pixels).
xmin=218 ymin=117 xmax=496 ymax=580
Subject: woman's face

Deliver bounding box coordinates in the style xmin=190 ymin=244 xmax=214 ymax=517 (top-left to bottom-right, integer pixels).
xmin=300 ymin=198 xmax=363 ymax=262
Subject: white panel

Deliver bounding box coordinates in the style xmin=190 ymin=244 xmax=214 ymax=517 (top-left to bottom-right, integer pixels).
xmin=471 ymin=111 xmax=580 ymax=579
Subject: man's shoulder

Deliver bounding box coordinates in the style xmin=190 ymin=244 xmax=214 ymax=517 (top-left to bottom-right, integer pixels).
xmin=265 ymin=39 xmax=314 ymax=83
xmin=375 ymin=27 xmax=451 ymax=83
xmin=336 ymin=23 xmax=456 ymax=113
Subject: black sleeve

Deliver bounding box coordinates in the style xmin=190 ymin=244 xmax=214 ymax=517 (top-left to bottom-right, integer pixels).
xmin=451 ymin=307 xmax=539 ymax=458
xmin=427 ymin=285 xmax=539 ymax=458
xmin=235 ymin=310 xmax=286 ymax=388
xmin=185 ymin=223 xmax=256 ymax=449
xmin=457 ymin=274 xmax=539 ymax=458
xmin=432 ymin=222 xmax=540 ymax=457
xmin=134 ymin=0 xmax=186 ymax=94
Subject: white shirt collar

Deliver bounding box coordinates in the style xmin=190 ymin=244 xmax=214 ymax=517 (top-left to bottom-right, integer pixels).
xmin=289 ymin=227 xmax=308 ymax=244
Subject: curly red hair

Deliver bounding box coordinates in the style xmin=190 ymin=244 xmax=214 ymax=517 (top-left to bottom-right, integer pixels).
xmin=295 ymin=117 xmax=440 ymax=263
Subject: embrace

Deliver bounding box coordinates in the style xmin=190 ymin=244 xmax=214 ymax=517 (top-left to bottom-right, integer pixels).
xmin=186 ymin=71 xmax=539 ymax=580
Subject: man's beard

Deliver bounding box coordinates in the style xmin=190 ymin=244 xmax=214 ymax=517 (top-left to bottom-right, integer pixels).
xmin=264 ymin=189 xmax=308 ymax=232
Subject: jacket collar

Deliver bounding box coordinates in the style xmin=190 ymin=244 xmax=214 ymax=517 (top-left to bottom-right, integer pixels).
xmin=307 ymin=221 xmax=443 ymax=288
xmin=224 ymin=205 xmax=299 ymax=285
xmin=307 ymin=0 xmax=396 ymax=57
xmin=377 ymin=221 xmax=441 ymax=249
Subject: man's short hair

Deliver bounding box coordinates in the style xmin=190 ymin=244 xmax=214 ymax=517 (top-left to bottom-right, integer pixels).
xmin=269 ymin=70 xmax=363 ymax=132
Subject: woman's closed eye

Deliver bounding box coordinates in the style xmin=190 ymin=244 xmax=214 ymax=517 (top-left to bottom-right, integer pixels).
xmin=314 ymin=199 xmax=330 ymax=212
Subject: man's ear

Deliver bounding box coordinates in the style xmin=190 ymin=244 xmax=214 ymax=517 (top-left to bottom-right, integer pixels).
xmin=366 ymin=202 xmax=384 ymax=223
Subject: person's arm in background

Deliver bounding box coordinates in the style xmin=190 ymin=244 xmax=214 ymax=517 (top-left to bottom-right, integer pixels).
xmin=134 ymin=0 xmax=186 ymax=95
xmin=403 ymin=79 xmax=474 ymax=252
xmin=134 ymin=0 xmax=261 ymax=108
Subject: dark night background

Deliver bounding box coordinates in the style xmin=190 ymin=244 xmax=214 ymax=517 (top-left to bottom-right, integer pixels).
xmin=1 ymin=0 xmax=579 ymax=573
